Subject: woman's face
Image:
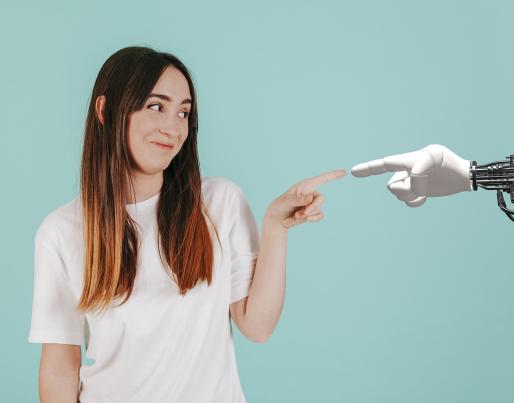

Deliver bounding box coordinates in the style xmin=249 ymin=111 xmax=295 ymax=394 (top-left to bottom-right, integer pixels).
xmin=127 ymin=66 xmax=192 ymax=175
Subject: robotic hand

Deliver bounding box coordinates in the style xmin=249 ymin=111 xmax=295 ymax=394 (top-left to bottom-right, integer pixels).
xmin=351 ymin=144 xmax=471 ymax=207
xmin=352 ymin=144 xmax=514 ymax=221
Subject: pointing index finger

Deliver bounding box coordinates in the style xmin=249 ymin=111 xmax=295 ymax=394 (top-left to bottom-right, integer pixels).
xmin=301 ymin=169 xmax=346 ymax=193
xmin=351 ymin=151 xmax=419 ymax=177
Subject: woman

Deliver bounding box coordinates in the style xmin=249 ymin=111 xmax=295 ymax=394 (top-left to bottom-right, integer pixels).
xmin=28 ymin=46 xmax=345 ymax=402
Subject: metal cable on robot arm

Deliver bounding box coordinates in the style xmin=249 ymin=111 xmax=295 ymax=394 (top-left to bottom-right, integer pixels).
xmin=471 ymin=156 xmax=514 ymax=221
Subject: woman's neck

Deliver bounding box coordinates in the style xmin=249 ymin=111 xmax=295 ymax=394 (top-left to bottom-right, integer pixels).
xmin=127 ymin=171 xmax=163 ymax=204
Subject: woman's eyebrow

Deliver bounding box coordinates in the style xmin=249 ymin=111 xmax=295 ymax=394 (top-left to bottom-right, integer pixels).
xmin=148 ymin=93 xmax=192 ymax=105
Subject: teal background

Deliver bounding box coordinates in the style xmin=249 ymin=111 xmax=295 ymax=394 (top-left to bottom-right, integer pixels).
xmin=2 ymin=0 xmax=514 ymax=401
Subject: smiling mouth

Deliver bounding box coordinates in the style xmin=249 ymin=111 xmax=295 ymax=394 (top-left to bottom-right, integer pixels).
xmin=151 ymin=142 xmax=175 ymax=150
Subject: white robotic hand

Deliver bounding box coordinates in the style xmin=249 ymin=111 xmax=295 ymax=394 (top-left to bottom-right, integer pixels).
xmin=351 ymin=144 xmax=472 ymax=207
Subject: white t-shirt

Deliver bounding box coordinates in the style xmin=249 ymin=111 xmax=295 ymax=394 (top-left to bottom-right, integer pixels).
xmin=28 ymin=176 xmax=260 ymax=403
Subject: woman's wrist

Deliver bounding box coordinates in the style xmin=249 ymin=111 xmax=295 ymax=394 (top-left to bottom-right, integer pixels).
xmin=263 ymin=210 xmax=289 ymax=233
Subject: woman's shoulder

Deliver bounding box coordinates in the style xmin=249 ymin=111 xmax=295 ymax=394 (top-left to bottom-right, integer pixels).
xmin=201 ymin=176 xmax=244 ymax=198
xmin=200 ymin=176 xmax=246 ymax=214
xmin=35 ymin=196 xmax=82 ymax=248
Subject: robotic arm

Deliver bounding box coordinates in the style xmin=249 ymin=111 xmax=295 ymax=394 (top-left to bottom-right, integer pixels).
xmin=352 ymin=144 xmax=514 ymax=222
xmin=472 ymin=156 xmax=514 ymax=221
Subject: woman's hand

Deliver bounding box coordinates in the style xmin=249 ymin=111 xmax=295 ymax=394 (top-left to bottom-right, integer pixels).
xmin=264 ymin=170 xmax=347 ymax=229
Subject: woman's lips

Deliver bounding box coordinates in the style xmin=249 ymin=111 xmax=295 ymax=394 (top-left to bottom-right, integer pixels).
xmin=152 ymin=142 xmax=174 ymax=151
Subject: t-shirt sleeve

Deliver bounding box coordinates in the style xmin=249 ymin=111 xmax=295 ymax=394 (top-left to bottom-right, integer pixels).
xmin=228 ymin=185 xmax=260 ymax=304
xmin=28 ymin=228 xmax=85 ymax=345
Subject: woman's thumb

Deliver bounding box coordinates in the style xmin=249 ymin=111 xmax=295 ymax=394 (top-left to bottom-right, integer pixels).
xmin=300 ymin=193 xmax=314 ymax=205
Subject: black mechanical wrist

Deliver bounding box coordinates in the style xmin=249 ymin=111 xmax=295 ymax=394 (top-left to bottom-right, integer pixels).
xmin=471 ymin=156 xmax=514 ymax=221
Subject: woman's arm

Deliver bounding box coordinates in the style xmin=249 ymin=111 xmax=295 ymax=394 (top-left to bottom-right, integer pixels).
xmin=230 ymin=170 xmax=346 ymax=342
xmin=39 ymin=344 xmax=81 ymax=403
xmin=230 ymin=216 xmax=288 ymax=343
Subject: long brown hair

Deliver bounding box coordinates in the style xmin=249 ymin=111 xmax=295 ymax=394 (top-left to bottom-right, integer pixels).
xmin=77 ymin=46 xmax=216 ymax=315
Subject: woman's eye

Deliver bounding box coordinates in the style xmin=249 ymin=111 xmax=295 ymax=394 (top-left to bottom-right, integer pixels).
xmin=149 ymin=103 xmax=162 ymax=112
xmin=178 ymin=111 xmax=190 ymax=119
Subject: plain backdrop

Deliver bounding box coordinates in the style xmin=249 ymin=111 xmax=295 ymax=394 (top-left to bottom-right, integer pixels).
xmin=2 ymin=0 xmax=514 ymax=402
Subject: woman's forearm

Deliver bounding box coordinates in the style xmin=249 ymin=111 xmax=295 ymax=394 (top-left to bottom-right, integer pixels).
xmin=243 ymin=214 xmax=288 ymax=341
xmin=40 ymin=372 xmax=80 ymax=403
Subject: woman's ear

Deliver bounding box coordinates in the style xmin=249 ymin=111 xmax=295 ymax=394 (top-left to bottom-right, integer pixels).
xmin=95 ymin=95 xmax=106 ymax=125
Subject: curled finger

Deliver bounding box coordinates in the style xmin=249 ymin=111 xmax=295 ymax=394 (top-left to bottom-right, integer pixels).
xmin=405 ymin=196 xmax=427 ymax=207
xmin=306 ymin=211 xmax=324 ymax=222
xmin=304 ymin=191 xmax=324 ymax=215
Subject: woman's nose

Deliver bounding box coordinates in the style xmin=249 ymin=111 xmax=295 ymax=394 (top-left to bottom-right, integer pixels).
xmin=160 ymin=116 xmax=181 ymax=137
